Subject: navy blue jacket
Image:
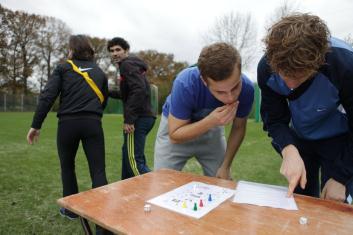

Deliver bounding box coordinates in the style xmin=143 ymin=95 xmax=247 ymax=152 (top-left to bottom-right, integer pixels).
xmin=257 ymin=37 xmax=353 ymax=184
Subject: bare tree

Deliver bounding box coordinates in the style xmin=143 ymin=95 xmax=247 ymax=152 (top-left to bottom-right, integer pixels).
xmin=203 ymin=12 xmax=257 ymax=70
xmin=344 ymin=34 xmax=353 ymax=47
xmin=1 ymin=6 xmax=25 ymax=94
xmin=0 ymin=5 xmax=9 ymax=89
xmin=36 ymin=16 xmax=71 ymax=92
xmin=89 ymin=36 xmax=111 ymax=72
xmin=266 ymin=0 xmax=300 ymax=28
xmin=4 ymin=8 xmax=44 ymax=94
xmin=137 ymin=50 xmax=188 ymax=112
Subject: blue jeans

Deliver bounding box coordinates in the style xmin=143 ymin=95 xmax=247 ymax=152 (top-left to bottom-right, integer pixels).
xmin=121 ymin=116 xmax=155 ymax=180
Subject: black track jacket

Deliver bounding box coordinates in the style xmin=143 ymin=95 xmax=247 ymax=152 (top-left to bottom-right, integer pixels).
xmin=113 ymin=56 xmax=155 ymax=124
xmin=31 ymin=59 xmax=108 ymax=129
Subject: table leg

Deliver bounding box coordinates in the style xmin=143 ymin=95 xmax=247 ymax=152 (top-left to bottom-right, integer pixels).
xmin=79 ymin=217 xmax=93 ymax=235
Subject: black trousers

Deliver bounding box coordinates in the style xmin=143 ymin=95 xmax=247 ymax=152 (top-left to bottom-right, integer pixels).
xmin=57 ymin=118 xmax=108 ymax=197
xmin=57 ymin=118 xmax=111 ymax=234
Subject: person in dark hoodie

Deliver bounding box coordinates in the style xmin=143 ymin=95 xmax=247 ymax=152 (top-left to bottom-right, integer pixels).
xmin=27 ymin=35 xmax=112 ymax=234
xmin=107 ymin=37 xmax=156 ymax=180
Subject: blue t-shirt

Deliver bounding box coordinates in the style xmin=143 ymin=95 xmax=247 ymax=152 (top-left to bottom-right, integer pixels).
xmin=162 ymin=66 xmax=254 ymax=121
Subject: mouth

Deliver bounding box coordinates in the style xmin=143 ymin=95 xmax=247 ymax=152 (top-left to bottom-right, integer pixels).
xmin=112 ymin=57 xmax=120 ymax=63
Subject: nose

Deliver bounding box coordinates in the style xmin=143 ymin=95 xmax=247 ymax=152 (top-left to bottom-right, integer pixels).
xmin=284 ymin=79 xmax=301 ymax=89
xmin=224 ymin=92 xmax=235 ymax=104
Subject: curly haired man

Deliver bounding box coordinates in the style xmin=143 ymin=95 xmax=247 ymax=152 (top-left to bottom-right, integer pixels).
xmin=258 ymin=13 xmax=353 ymax=203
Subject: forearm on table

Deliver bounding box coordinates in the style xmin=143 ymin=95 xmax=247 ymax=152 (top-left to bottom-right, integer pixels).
xmin=169 ymin=117 xmax=215 ymax=144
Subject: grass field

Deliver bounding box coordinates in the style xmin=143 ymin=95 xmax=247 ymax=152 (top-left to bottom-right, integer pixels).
xmin=0 ymin=112 xmax=285 ymax=234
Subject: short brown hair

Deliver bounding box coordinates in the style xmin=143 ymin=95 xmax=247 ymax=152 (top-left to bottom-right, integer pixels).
xmin=264 ymin=13 xmax=330 ymax=77
xmin=198 ymin=42 xmax=241 ymax=81
xmin=69 ymin=35 xmax=94 ymax=61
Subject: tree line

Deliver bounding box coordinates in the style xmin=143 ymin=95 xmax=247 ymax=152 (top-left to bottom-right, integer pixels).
xmin=4 ymin=1 xmax=350 ymax=112
xmin=0 ymin=4 xmax=188 ymax=111
xmin=0 ymin=3 xmax=266 ymax=106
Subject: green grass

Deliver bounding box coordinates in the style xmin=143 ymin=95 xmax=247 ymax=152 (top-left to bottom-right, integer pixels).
xmin=0 ymin=112 xmax=285 ymax=234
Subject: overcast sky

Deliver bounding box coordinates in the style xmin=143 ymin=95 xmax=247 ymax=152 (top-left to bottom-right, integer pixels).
xmin=2 ymin=0 xmax=353 ymax=79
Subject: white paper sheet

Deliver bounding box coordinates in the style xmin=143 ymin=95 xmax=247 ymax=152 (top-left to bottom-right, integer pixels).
xmin=147 ymin=181 xmax=235 ymax=219
xmin=232 ymin=181 xmax=298 ymax=210
xmin=347 ymin=194 xmax=352 ymax=204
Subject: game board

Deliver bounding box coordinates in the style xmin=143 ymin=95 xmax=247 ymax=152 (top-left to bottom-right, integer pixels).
xmin=147 ymin=181 xmax=235 ymax=219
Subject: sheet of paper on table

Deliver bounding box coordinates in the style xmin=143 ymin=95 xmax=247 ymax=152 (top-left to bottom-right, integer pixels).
xmin=232 ymin=180 xmax=298 ymax=210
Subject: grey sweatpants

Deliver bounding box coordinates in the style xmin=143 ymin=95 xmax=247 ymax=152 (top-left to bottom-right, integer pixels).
xmin=153 ymin=115 xmax=226 ymax=176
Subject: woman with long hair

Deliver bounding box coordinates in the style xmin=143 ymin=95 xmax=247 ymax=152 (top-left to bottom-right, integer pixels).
xmin=27 ymin=35 xmax=109 ymax=222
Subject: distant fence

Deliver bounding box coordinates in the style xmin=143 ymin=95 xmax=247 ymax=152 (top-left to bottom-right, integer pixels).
xmin=0 ymin=85 xmax=262 ymax=122
xmin=0 ymin=84 xmax=159 ymax=115
xmin=0 ymin=93 xmax=39 ymax=112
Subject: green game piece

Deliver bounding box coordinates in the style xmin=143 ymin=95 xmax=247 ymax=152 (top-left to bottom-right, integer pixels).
xmin=193 ymin=202 xmax=197 ymax=211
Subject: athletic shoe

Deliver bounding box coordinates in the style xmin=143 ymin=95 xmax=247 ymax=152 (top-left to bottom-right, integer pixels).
xmin=59 ymin=207 xmax=79 ymax=220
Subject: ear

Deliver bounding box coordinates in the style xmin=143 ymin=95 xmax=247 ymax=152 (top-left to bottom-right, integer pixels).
xmin=68 ymin=49 xmax=73 ymax=59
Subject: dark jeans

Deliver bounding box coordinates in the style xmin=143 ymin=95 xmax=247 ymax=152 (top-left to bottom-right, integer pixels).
xmin=57 ymin=118 xmax=108 ymax=196
xmin=122 ymin=116 xmax=155 ymax=180
xmin=273 ymin=133 xmax=353 ymax=200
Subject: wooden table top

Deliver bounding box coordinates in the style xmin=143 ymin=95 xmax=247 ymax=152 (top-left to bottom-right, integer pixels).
xmin=57 ymin=169 xmax=353 ymax=235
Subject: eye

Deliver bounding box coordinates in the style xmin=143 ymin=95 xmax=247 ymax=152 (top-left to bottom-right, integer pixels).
xmin=231 ymin=84 xmax=239 ymax=92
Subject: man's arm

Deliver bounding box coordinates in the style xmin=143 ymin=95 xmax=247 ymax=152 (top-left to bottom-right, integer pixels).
xmin=31 ymin=64 xmax=63 ymax=129
xmin=102 ymin=73 xmax=109 ymax=109
xmin=321 ymin=47 xmax=353 ymax=202
xmin=168 ymin=102 xmax=238 ymax=144
xmin=216 ymin=117 xmax=247 ymax=179
xmin=108 ymin=89 xmax=122 ymax=99
xmin=28 ymin=64 xmax=63 ymax=144
xmin=257 ymin=57 xmax=306 ymax=196
xmin=257 ymin=58 xmax=294 ymax=151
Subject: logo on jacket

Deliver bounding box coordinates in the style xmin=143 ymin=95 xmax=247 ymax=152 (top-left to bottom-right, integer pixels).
xmin=316 ymin=108 xmax=326 ymax=112
xmin=79 ymin=67 xmax=93 ymax=72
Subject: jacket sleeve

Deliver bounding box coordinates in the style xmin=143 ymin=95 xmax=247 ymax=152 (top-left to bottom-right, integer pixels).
xmin=101 ymin=73 xmax=109 ymax=109
xmin=257 ymin=57 xmax=295 ymax=153
xmin=31 ymin=64 xmax=63 ymax=129
xmin=120 ymin=61 xmax=147 ymax=124
xmin=108 ymin=89 xmax=122 ymax=99
xmin=330 ymin=49 xmax=353 ymax=185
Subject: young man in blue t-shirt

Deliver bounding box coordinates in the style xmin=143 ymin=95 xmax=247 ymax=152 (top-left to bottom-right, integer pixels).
xmin=258 ymin=13 xmax=353 ymax=203
xmin=154 ymin=42 xmax=254 ymax=179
